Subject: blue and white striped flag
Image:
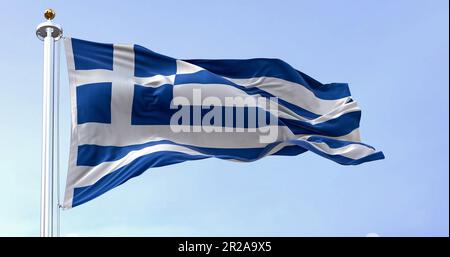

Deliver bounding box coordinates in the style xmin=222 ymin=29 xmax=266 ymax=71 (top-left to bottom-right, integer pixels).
xmin=63 ymin=38 xmax=384 ymax=208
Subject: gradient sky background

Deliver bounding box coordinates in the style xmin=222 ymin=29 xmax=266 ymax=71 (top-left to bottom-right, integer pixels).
xmin=0 ymin=0 xmax=448 ymax=236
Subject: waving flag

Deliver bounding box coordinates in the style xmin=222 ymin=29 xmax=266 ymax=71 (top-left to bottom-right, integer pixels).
xmin=63 ymin=38 xmax=384 ymax=208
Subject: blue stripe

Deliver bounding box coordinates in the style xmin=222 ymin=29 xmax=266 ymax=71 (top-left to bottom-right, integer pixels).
xmin=175 ymin=70 xmax=320 ymax=119
xmin=77 ymin=135 xmax=383 ymax=168
xmin=280 ymin=111 xmax=361 ymax=137
xmin=272 ymin=145 xmax=308 ymax=156
xmin=296 ymin=70 xmax=351 ymax=100
xmin=72 ymin=151 xmax=208 ymax=207
xmin=77 ymin=140 xmax=281 ymax=166
xmin=289 ymin=140 xmax=385 ymax=165
xmin=184 ymin=59 xmax=351 ymax=100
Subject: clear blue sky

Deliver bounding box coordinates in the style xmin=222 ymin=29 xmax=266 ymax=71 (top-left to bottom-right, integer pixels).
xmin=0 ymin=0 xmax=448 ymax=236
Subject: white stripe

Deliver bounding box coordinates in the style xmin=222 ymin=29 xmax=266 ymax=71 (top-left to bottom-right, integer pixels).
xmin=172 ymin=83 xmax=360 ymax=124
xmin=227 ymin=77 xmax=351 ymax=116
xmin=77 ymin=124 xmax=294 ymax=148
xmin=308 ymin=101 xmax=360 ymax=125
xmin=172 ymin=82 xmax=297 ymax=120
xmin=76 ymin=124 xmax=362 ymax=151
xmin=298 ymin=135 xmax=376 ymax=160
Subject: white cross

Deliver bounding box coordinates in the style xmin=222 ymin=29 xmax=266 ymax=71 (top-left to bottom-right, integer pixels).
xmin=67 ymin=42 xmax=182 ymax=146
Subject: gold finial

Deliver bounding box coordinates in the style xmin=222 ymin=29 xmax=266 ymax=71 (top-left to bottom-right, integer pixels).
xmin=44 ymin=8 xmax=56 ymax=20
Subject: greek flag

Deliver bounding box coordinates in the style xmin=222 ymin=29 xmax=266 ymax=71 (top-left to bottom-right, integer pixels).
xmin=63 ymin=38 xmax=384 ymax=208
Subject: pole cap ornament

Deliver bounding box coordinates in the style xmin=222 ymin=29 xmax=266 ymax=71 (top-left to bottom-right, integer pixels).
xmin=44 ymin=8 xmax=56 ymax=20
xmin=36 ymin=8 xmax=62 ymax=41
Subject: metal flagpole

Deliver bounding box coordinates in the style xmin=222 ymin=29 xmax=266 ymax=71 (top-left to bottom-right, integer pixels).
xmin=36 ymin=9 xmax=63 ymax=237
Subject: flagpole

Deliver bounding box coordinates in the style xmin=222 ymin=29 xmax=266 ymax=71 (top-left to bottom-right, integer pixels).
xmin=36 ymin=9 xmax=63 ymax=237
